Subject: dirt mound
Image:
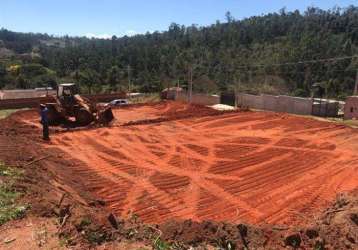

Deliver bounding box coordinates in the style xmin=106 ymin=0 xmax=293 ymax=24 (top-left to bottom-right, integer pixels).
xmin=313 ymin=190 xmax=358 ymax=249
xmin=155 ymin=190 xmax=358 ymax=248
xmin=55 ymin=190 xmax=358 ymax=249
xmin=123 ymin=102 xmax=239 ymax=126
xmin=75 ymin=190 xmax=357 ymax=249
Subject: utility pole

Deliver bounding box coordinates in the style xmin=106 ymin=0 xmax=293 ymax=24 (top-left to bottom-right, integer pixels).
xmin=235 ymin=75 xmax=241 ymax=108
xmin=188 ymin=66 xmax=193 ymax=103
xmin=249 ymin=70 xmax=252 ymax=84
xmin=354 ymin=69 xmax=358 ymax=96
xmin=127 ymin=65 xmax=131 ymax=98
xmin=176 ymin=79 xmax=180 ymax=100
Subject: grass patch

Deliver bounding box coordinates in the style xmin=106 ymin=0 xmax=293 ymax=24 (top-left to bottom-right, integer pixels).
xmin=85 ymin=230 xmax=108 ymax=245
xmin=59 ymin=232 xmax=76 ymax=247
xmin=79 ymin=217 xmax=92 ymax=228
xmin=152 ymin=238 xmax=171 ymax=250
xmin=75 ymin=217 xmax=92 ymax=231
xmin=0 ymin=162 xmax=28 ymax=226
xmin=0 ymin=163 xmax=23 ymax=177
xmin=74 ymin=216 xmax=110 ymax=245
xmin=0 ymin=109 xmax=21 ymax=120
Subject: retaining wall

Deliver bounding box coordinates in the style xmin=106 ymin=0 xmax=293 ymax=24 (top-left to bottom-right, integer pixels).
xmin=0 ymin=90 xmax=56 ymax=100
xmin=0 ymin=97 xmax=53 ymax=109
xmin=0 ymin=93 xmax=126 ymax=110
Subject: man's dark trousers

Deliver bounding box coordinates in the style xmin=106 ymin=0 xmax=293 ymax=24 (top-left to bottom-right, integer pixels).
xmin=43 ymin=121 xmax=49 ymax=140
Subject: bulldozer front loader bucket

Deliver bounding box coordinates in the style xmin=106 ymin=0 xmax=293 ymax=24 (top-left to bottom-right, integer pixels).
xmin=98 ymin=106 xmax=114 ymax=125
xmin=75 ymin=108 xmax=95 ymax=126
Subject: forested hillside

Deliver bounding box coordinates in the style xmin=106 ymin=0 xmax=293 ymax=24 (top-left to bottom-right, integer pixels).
xmin=0 ymin=6 xmax=357 ymax=99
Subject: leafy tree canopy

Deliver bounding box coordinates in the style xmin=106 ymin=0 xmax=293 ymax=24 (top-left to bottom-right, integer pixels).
xmin=0 ymin=5 xmax=357 ymax=98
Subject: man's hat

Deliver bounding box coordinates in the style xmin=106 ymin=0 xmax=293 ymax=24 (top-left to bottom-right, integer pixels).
xmin=40 ymin=104 xmax=46 ymax=108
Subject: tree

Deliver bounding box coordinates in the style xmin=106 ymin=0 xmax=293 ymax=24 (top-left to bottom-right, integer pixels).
xmin=193 ymin=75 xmax=218 ymax=94
xmin=78 ymin=69 xmax=100 ymax=94
xmin=0 ymin=6 xmax=357 ymax=99
xmin=225 ymin=11 xmax=234 ymax=23
xmin=15 ymin=75 xmax=29 ymax=89
xmin=107 ymin=66 xmax=121 ymax=91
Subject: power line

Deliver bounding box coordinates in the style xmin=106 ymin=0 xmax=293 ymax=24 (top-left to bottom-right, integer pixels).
xmin=236 ymin=68 xmax=358 ymax=75
xmin=127 ymin=65 xmax=131 ymax=94
xmin=231 ymin=55 xmax=358 ymax=70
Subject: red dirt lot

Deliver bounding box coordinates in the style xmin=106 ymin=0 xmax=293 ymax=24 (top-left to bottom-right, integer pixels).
xmin=15 ymin=101 xmax=357 ymax=227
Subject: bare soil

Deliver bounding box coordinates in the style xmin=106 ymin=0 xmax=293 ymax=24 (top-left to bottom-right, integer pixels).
xmin=0 ymin=101 xmax=357 ymax=249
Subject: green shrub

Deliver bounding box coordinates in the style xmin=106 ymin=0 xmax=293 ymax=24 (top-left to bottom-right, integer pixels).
xmin=0 ymin=163 xmax=27 ymax=225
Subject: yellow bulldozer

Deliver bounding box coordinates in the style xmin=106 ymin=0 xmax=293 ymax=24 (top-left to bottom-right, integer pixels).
xmin=44 ymin=83 xmax=114 ymax=126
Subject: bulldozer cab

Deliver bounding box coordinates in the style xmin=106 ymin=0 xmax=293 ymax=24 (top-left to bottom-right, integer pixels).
xmin=57 ymin=83 xmax=79 ymax=106
xmin=57 ymin=83 xmax=79 ymax=98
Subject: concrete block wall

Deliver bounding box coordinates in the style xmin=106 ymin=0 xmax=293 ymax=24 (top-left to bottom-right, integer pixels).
xmin=344 ymin=96 xmax=358 ymax=120
xmin=236 ymin=93 xmax=313 ymax=116
xmin=174 ymin=91 xmax=334 ymax=117
xmin=292 ymin=97 xmax=313 ymax=115
xmin=192 ymin=93 xmax=220 ymax=105
xmin=0 ymin=92 xmax=127 ymax=110
xmin=278 ymin=95 xmax=313 ymax=115
xmin=277 ymin=95 xmax=295 ymax=113
xmin=237 ymin=93 xmax=264 ymax=109
xmin=262 ymin=94 xmax=278 ymax=111
xmin=175 ymin=91 xmax=220 ymax=106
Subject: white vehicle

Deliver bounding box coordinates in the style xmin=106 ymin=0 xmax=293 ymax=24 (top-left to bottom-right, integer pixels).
xmin=109 ymin=99 xmax=129 ymax=107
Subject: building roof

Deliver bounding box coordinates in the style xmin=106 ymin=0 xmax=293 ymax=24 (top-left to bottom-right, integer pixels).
xmin=59 ymin=83 xmax=76 ymax=87
xmin=162 ymin=87 xmax=183 ymax=92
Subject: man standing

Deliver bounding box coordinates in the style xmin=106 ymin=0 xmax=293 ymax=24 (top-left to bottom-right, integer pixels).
xmin=40 ymin=104 xmax=50 ymax=141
